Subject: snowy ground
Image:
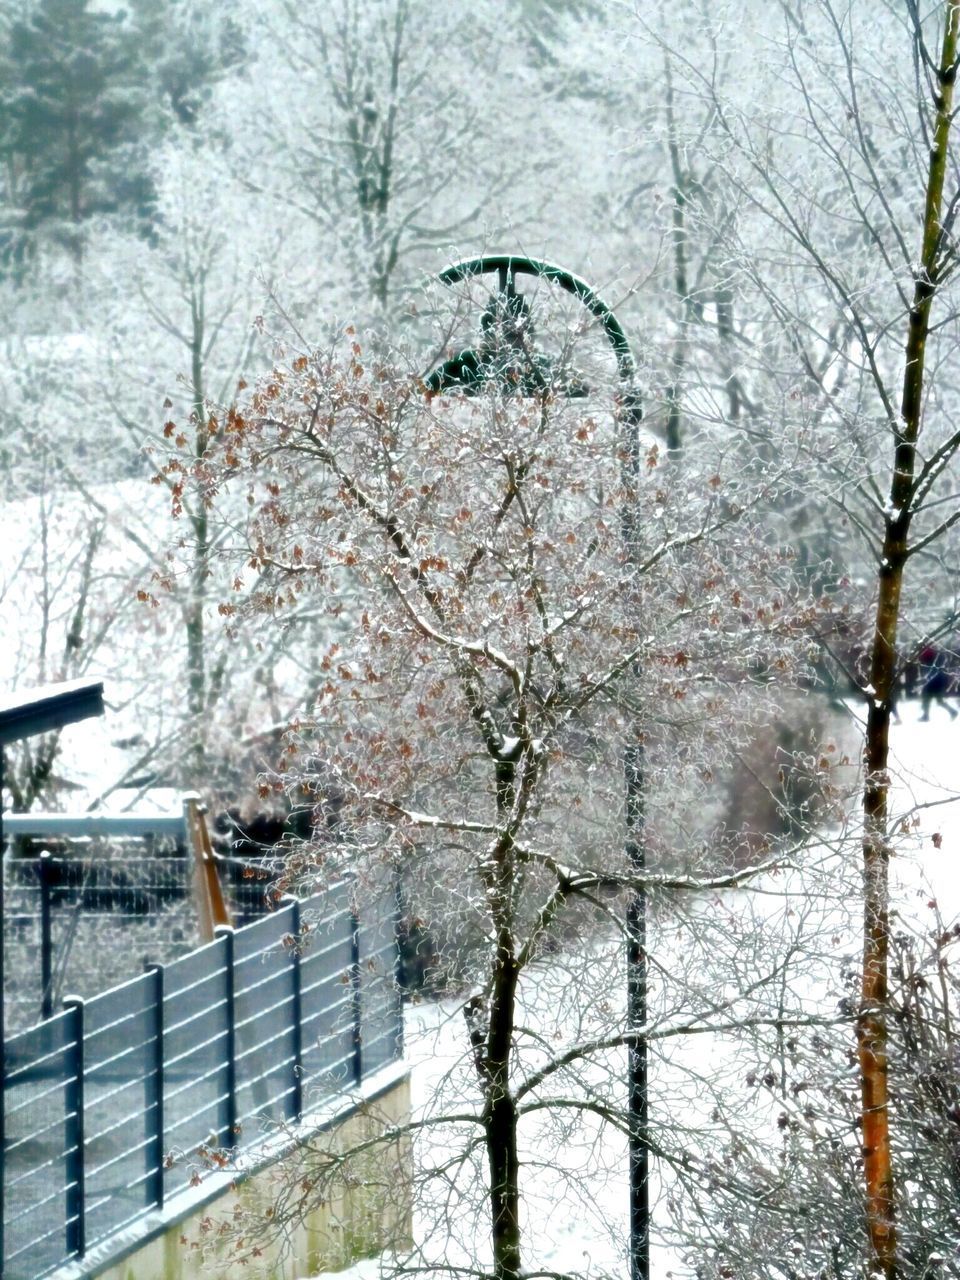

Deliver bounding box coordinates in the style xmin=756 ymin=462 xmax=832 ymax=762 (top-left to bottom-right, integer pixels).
xmin=311 ymin=697 xmax=960 ymax=1280
xmin=884 ymin=698 xmax=960 ymax=924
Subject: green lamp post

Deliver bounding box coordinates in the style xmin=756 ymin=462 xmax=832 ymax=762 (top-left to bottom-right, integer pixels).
xmin=425 ymin=256 xmax=649 ymax=1280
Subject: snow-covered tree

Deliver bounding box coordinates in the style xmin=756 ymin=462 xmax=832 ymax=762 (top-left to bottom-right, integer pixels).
xmin=164 ymin=270 xmax=839 ymax=1278
xmin=629 ymin=2 xmax=960 ymax=1274
xmin=78 ymin=140 xmax=318 ymax=793
xmin=223 ymin=0 xmax=612 ymax=320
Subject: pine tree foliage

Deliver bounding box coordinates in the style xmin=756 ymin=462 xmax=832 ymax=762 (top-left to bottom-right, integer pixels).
xmin=0 ymin=0 xmax=247 ymax=272
xmin=0 ymin=0 xmax=156 ymax=265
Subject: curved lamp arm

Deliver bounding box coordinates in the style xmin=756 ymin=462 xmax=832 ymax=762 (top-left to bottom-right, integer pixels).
xmin=436 ymin=253 xmax=638 ymax=383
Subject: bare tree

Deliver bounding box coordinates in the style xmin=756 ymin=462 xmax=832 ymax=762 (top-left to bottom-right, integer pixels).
xmin=73 ymin=145 xmax=316 ymax=794
xmin=226 ymin=0 xmax=576 ymax=317
xmin=635 ymin=1 xmax=960 ymax=1273
xmin=168 ymin=280 xmax=838 ymax=1278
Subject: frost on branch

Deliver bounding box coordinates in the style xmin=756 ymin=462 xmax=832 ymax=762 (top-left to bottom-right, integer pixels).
xmin=167 ymin=280 xmax=849 ymax=1274
xmin=188 ymin=328 xmax=826 ymax=936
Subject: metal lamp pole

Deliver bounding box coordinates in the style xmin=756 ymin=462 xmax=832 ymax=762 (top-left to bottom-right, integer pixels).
xmin=425 ymin=256 xmax=648 ymax=1280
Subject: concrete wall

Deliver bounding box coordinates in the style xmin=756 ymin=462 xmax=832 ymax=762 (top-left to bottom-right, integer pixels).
xmin=53 ymin=1068 xmax=411 ymax=1280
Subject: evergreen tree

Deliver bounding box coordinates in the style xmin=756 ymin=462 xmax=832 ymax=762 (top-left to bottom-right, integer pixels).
xmin=0 ymin=0 xmax=247 ymax=276
xmin=125 ymin=0 xmax=246 ymax=129
xmin=0 ymin=0 xmax=156 ymax=269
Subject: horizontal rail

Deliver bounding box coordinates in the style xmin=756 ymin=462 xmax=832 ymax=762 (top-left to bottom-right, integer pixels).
xmin=2 ymin=813 xmax=186 ymax=838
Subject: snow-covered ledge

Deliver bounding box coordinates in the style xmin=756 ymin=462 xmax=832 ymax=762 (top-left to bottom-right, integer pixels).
xmin=48 ymin=1063 xmax=411 ymax=1280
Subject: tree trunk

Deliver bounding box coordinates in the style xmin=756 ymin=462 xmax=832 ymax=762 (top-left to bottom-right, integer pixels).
xmin=663 ymin=52 xmax=688 ymax=455
xmin=66 ymin=99 xmax=83 ymax=264
xmin=483 ymin=761 xmax=523 ymax=1280
xmin=485 ymin=952 xmax=522 ymax=1280
xmin=858 ymin=8 xmax=959 ymax=1276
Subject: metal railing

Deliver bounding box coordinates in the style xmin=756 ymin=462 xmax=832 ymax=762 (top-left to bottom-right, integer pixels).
xmin=4 ymin=851 xmax=196 ymax=1029
xmin=1 ymin=878 xmax=402 ymax=1280
xmin=2 ymin=802 xmax=283 ymax=1032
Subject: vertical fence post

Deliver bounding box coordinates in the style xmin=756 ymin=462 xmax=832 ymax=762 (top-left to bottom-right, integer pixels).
xmin=144 ymin=963 xmax=164 ymax=1210
xmin=350 ymin=904 xmax=363 ymax=1086
xmin=63 ymin=996 xmax=85 ymax=1259
xmin=287 ymin=898 xmax=303 ymax=1122
xmin=39 ymin=853 xmax=53 ymax=1021
xmin=215 ymin=927 xmax=237 ymax=1147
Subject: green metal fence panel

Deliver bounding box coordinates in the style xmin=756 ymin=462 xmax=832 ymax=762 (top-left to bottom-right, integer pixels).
xmin=1 ymin=879 xmax=402 ymax=1278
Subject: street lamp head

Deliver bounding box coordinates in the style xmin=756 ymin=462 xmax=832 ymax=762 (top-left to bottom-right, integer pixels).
xmin=479 ymin=287 xmax=533 ymax=343
xmin=424 ymin=282 xmax=550 ymax=398
xmin=424 ymin=254 xmax=638 ymax=412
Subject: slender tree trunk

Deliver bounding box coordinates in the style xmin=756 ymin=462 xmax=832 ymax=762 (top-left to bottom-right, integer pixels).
xmin=664 ymin=53 xmax=688 ymax=455
xmin=483 ymin=761 xmax=523 ymax=1280
xmin=485 ymin=948 xmax=521 ymax=1280
xmin=858 ymin=8 xmax=959 ymax=1276
xmin=66 ymin=100 xmax=84 ymax=266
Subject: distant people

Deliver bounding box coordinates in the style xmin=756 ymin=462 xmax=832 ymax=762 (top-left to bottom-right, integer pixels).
xmin=919 ymin=643 xmax=958 ymax=720
xmin=902 ymin=649 xmax=922 ymax=699
xmin=888 ymin=669 xmax=902 ymax=723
